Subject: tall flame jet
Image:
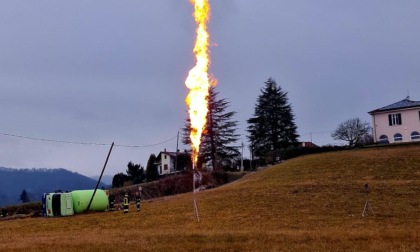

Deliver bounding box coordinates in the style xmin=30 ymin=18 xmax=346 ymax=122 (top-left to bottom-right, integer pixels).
xmin=185 ymin=0 xmax=213 ymax=167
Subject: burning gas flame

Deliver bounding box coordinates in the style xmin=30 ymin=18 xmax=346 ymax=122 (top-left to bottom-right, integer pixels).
xmin=185 ymin=0 xmax=212 ymax=167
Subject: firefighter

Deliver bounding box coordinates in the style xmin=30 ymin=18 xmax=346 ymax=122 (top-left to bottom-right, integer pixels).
xmin=123 ymin=192 xmax=129 ymax=214
xmin=108 ymin=195 xmax=115 ymax=211
xmin=0 ymin=208 xmax=7 ymax=217
xmin=135 ymin=190 xmax=141 ymax=211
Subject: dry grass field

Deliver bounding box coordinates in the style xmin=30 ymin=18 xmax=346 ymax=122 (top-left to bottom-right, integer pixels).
xmin=1 ymin=144 xmax=419 ymax=251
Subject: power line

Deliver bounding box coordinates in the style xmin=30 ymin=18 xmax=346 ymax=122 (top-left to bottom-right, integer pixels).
xmin=300 ymin=131 xmax=332 ymax=136
xmin=0 ymin=128 xmax=332 ymax=150
xmin=114 ymin=135 xmax=178 ymax=148
xmin=0 ymin=132 xmax=108 ymax=146
xmin=0 ymin=131 xmax=177 ymax=148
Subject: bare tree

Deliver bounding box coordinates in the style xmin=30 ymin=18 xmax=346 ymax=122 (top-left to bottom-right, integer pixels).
xmin=331 ymin=118 xmax=371 ymax=147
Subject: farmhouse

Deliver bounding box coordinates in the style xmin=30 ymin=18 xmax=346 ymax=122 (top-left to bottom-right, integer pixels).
xmin=155 ymin=149 xmax=177 ymax=176
xmin=368 ymin=96 xmax=420 ymax=144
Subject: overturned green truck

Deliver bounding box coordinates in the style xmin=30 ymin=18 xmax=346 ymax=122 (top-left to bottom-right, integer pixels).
xmin=42 ymin=189 xmax=109 ymax=217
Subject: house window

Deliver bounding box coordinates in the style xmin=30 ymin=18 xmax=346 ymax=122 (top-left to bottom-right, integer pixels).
xmin=164 ymin=155 xmax=167 ymax=159
xmin=411 ymin=131 xmax=420 ymax=140
xmin=394 ymin=133 xmax=403 ymax=142
xmin=164 ymin=164 xmax=168 ymax=170
xmin=388 ymin=113 xmax=402 ymax=126
xmin=379 ymin=135 xmax=389 ymax=144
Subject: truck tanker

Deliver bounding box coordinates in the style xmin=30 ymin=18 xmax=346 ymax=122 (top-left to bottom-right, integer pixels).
xmin=42 ymin=189 xmax=109 ymax=217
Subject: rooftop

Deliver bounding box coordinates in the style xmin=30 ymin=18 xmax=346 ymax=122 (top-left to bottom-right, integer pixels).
xmin=369 ymin=96 xmax=420 ymax=114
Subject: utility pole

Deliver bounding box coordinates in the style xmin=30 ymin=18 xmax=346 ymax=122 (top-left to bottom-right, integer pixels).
xmin=250 ymin=142 xmax=254 ymax=171
xmin=86 ymin=142 xmax=114 ymax=213
xmin=175 ymin=131 xmax=179 ymax=172
xmin=241 ymin=142 xmax=244 ymax=171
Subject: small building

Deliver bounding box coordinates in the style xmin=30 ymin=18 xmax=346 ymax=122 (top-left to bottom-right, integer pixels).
xmin=298 ymin=142 xmax=319 ymax=148
xmin=155 ymin=149 xmax=178 ymax=176
xmin=368 ymin=96 xmax=420 ymax=144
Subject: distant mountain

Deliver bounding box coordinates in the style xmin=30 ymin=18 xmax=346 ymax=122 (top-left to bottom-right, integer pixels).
xmin=90 ymin=175 xmax=113 ymax=186
xmin=0 ymin=167 xmax=108 ymax=207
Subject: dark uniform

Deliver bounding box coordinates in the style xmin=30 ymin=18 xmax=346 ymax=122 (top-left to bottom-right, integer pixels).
xmin=123 ymin=193 xmax=129 ymax=214
xmin=109 ymin=195 xmax=115 ymax=211
xmin=0 ymin=208 xmax=7 ymax=217
xmin=135 ymin=192 xmax=141 ymax=211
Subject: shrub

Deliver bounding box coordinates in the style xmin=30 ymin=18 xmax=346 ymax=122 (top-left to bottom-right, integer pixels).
xmin=109 ymin=171 xmax=246 ymax=204
xmin=264 ymin=145 xmax=348 ymax=165
xmin=1 ymin=202 xmax=42 ymax=217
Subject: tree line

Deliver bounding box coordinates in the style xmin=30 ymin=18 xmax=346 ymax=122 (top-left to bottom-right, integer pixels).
xmin=112 ymin=77 xmax=372 ymax=188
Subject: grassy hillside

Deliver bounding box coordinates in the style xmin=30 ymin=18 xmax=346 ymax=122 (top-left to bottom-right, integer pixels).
xmin=1 ymin=145 xmax=419 ymax=251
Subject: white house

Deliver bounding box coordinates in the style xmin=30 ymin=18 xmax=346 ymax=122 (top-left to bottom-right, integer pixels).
xmin=155 ymin=149 xmax=177 ymax=176
xmin=368 ymin=96 xmax=420 ymax=144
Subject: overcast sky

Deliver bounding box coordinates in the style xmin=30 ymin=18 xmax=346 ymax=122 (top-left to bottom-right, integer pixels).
xmin=1 ymin=0 xmax=419 ymax=177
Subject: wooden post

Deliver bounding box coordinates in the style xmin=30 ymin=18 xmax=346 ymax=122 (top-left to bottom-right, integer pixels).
xmin=175 ymin=131 xmax=179 ymax=172
xmin=86 ymin=142 xmax=114 ymax=212
xmin=192 ymin=163 xmax=200 ymax=222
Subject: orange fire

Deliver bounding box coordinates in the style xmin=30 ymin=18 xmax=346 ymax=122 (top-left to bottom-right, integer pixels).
xmin=185 ymin=0 xmax=213 ymax=167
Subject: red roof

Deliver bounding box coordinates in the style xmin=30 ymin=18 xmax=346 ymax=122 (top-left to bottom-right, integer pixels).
xmin=299 ymin=142 xmax=319 ymax=148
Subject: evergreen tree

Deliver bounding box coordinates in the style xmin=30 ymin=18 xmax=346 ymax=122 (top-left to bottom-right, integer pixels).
xmin=133 ymin=167 xmax=145 ymax=184
xmin=112 ymin=173 xmax=128 ymax=188
xmin=247 ymin=78 xmax=299 ymax=159
xmin=19 ymin=189 xmax=30 ymax=203
xmin=183 ymin=86 xmax=240 ymax=171
xmin=146 ymin=154 xmax=159 ymax=181
xmin=175 ymin=151 xmax=192 ymax=171
xmin=126 ymin=161 xmax=143 ymax=179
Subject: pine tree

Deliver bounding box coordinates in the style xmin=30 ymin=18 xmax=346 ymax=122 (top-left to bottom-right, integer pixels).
xmin=112 ymin=173 xmax=128 ymax=188
xmin=19 ymin=189 xmax=30 ymax=203
xmin=126 ymin=161 xmax=142 ymax=179
xmin=183 ymin=86 xmax=240 ymax=171
xmin=175 ymin=151 xmax=192 ymax=171
xmin=247 ymin=78 xmax=299 ymax=159
xmin=126 ymin=162 xmax=145 ymax=184
xmin=146 ymin=154 xmax=159 ymax=181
